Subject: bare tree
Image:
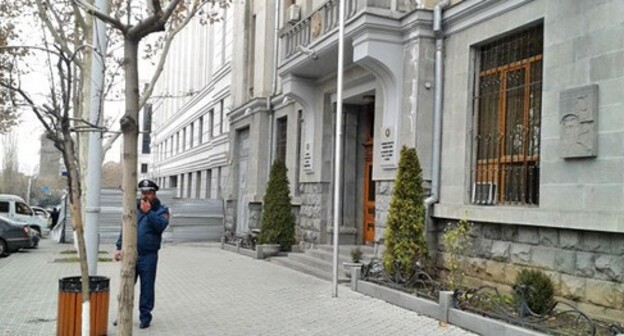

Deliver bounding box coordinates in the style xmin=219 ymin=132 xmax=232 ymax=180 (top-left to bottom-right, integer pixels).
xmin=2 ymin=0 xmax=229 ymax=334
xmin=72 ymin=1 xmax=230 ymax=334
xmin=0 ymin=43 xmax=93 ymax=332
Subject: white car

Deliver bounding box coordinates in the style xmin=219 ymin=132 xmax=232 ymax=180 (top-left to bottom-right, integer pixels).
xmin=0 ymin=194 xmax=48 ymax=235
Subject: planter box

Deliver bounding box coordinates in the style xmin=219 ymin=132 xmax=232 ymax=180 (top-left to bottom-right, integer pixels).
xmin=356 ymin=280 xmax=440 ymax=320
xmin=256 ymin=244 xmax=281 ymax=259
xmin=353 ymin=280 xmax=546 ymax=336
xmin=221 ymin=241 xmax=258 ymax=259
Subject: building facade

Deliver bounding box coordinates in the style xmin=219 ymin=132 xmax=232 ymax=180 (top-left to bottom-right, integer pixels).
xmin=150 ymin=5 xmax=233 ymax=199
xmin=148 ymin=0 xmax=624 ymax=322
xmin=223 ymin=0 xmax=624 ymax=322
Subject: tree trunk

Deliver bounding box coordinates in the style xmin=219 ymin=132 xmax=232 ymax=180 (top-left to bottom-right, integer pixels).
xmin=116 ymin=37 xmax=140 ymax=336
xmin=63 ymin=136 xmax=91 ymax=336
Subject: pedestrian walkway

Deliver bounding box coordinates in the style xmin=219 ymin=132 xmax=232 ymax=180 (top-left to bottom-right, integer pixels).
xmin=0 ymin=239 xmax=475 ymax=335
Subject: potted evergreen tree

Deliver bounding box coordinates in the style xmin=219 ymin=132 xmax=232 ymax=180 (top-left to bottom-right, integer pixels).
xmin=257 ymin=160 xmax=295 ymax=258
xmin=382 ymin=146 xmax=428 ymax=281
xmin=343 ymin=247 xmax=364 ymax=278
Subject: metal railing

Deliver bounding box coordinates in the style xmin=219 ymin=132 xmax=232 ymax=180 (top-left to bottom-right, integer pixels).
xmin=454 ymin=285 xmax=624 ymax=336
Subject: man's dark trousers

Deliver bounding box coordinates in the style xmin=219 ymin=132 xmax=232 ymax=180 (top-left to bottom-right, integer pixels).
xmin=136 ymin=252 xmax=158 ymax=324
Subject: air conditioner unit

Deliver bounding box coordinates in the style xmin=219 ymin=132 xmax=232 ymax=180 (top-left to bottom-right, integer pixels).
xmin=471 ymin=182 xmax=497 ymax=205
xmin=287 ymin=4 xmax=301 ymax=24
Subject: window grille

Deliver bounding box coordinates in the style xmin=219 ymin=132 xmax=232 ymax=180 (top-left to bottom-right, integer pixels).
xmin=472 ymin=24 xmax=543 ymax=206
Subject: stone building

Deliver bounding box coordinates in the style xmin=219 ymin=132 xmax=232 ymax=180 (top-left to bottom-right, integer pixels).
xmin=38 ymin=133 xmax=60 ymax=180
xmin=225 ymin=0 xmax=624 ymax=322
xmin=150 ymin=5 xmax=233 ymax=199
xmin=432 ymin=0 xmax=624 ymax=322
xmin=150 ymin=0 xmax=624 ymax=322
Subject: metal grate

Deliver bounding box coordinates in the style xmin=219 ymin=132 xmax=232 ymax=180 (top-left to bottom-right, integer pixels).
xmin=472 ymin=24 xmax=543 ymax=206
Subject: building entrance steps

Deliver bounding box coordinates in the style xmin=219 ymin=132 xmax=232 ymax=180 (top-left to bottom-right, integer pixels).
xmin=270 ymin=244 xmax=377 ymax=283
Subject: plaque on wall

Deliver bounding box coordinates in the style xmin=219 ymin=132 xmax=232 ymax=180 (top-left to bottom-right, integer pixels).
xmin=303 ymin=142 xmax=314 ymax=173
xmin=380 ymin=127 xmax=396 ymax=168
xmin=559 ymin=85 xmax=598 ymax=159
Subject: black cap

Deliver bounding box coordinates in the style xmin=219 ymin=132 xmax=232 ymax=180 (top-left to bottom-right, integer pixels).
xmin=138 ymin=179 xmax=159 ymax=192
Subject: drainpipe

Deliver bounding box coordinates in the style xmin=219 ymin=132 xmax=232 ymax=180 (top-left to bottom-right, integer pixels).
xmin=267 ymin=0 xmax=281 ymax=171
xmin=424 ymin=0 xmax=450 ymax=252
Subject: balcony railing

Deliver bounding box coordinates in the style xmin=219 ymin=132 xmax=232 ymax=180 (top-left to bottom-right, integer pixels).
xmin=281 ymin=0 xmax=365 ymax=59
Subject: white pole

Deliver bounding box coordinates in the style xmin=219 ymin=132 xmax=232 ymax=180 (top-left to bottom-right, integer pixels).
xmin=332 ymin=0 xmax=346 ymax=298
xmin=85 ymin=0 xmax=109 ymax=277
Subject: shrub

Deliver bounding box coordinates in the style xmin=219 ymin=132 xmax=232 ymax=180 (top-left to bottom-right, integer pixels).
xmin=351 ymin=247 xmax=363 ymax=263
xmin=258 ymin=160 xmax=295 ymax=251
xmin=441 ymin=218 xmax=473 ymax=290
xmin=514 ymin=269 xmax=555 ymax=315
xmin=382 ymin=146 xmax=428 ymax=279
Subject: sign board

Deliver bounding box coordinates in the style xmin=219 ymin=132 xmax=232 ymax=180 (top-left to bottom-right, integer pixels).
xmin=303 ymin=142 xmax=314 ymax=173
xmin=380 ymin=126 xmax=396 ymax=168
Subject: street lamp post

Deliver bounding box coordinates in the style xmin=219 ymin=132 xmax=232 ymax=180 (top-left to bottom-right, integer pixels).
xmin=332 ymin=0 xmax=346 ymax=298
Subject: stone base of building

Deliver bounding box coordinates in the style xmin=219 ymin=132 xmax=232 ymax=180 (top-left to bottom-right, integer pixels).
xmin=433 ymin=219 xmax=624 ymax=323
xmin=298 ymin=182 xmax=331 ymax=246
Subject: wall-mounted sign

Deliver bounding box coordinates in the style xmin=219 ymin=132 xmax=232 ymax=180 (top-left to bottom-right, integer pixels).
xmin=303 ymin=143 xmax=314 ymax=173
xmin=380 ymin=127 xmax=396 ymax=168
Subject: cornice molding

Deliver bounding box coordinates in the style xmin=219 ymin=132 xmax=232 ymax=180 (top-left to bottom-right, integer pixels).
xmin=443 ymin=0 xmax=535 ymax=36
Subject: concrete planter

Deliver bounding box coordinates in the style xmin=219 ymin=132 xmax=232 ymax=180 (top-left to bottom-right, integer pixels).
xmin=342 ymin=262 xmax=363 ymax=279
xmin=257 ymin=244 xmax=281 ymax=259
xmin=352 ymin=277 xmax=546 ymax=336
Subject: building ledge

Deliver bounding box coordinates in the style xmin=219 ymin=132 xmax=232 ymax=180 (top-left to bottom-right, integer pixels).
xmin=433 ymin=203 xmax=624 ymax=234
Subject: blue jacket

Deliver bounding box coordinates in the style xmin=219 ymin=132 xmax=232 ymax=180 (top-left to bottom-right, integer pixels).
xmin=116 ymin=198 xmax=169 ymax=255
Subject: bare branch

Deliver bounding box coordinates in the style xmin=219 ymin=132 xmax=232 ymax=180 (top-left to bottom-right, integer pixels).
xmin=34 ymin=0 xmax=74 ymax=59
xmin=139 ymin=1 xmax=206 ymax=110
xmin=72 ymin=1 xmax=88 ymax=31
xmin=131 ymin=0 xmax=183 ymax=39
xmin=74 ymin=0 xmax=127 ymax=33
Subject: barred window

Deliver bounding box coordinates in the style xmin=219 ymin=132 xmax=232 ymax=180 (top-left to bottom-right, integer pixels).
xmin=472 ymin=24 xmax=543 ymax=206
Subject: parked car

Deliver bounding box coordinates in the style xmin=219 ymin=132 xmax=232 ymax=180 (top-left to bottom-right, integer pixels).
xmin=31 ymin=206 xmax=50 ymax=220
xmin=0 ymin=194 xmax=48 ymax=235
xmin=0 ymin=216 xmax=35 ymax=257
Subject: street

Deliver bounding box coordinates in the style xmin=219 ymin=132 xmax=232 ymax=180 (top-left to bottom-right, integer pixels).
xmin=0 ymin=238 xmax=475 ymax=335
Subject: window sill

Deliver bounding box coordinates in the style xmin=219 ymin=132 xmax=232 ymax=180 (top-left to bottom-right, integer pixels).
xmin=433 ymin=203 xmax=624 ymax=234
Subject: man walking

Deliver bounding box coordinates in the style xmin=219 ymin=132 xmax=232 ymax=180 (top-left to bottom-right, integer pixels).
xmin=114 ymin=179 xmax=170 ymax=329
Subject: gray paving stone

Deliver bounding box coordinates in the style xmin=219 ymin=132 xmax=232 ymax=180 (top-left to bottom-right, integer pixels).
xmin=0 ymin=239 xmax=474 ymax=336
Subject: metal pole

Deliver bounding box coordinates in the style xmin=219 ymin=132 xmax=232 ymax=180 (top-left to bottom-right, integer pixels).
xmin=85 ymin=0 xmax=109 ymax=276
xmin=332 ymin=0 xmax=346 ymax=298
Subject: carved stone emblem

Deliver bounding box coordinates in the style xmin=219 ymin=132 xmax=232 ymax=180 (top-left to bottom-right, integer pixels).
xmin=559 ymin=85 xmax=598 ymax=159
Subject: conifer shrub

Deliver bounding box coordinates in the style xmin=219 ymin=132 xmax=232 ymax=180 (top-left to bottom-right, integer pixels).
xmin=258 ymin=160 xmax=295 ymax=251
xmin=382 ymin=146 xmax=428 ymax=278
xmin=514 ymin=269 xmax=555 ymax=315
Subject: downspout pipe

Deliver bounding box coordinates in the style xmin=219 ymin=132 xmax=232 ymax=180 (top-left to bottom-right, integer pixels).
xmin=267 ymin=0 xmax=281 ymax=170
xmin=424 ymin=0 xmax=450 ymax=247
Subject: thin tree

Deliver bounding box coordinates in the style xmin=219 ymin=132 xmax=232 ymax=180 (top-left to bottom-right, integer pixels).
xmin=71 ymin=1 xmax=230 ymax=334
xmin=0 ymin=44 xmax=95 ymax=333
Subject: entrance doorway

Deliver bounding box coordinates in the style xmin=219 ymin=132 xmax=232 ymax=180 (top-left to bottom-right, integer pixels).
xmin=362 ymin=98 xmax=375 ymax=244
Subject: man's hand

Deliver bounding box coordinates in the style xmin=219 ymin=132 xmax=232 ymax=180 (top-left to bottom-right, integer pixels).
xmin=140 ymin=199 xmax=151 ymax=213
xmin=114 ymin=250 xmax=122 ymax=261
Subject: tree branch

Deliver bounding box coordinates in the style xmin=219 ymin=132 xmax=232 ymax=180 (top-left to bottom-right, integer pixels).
xmin=73 ymin=0 xmax=127 ymax=33
xmin=34 ymin=0 xmax=74 ymax=60
xmin=131 ymin=0 xmax=183 ymax=39
xmin=138 ymin=1 xmax=205 ymax=110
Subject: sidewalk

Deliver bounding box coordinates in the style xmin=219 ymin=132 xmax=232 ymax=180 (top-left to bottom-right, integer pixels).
xmin=0 ymin=238 xmax=475 ymax=335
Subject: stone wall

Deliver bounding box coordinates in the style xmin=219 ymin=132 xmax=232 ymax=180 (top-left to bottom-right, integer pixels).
xmin=298 ymin=182 xmax=330 ymax=246
xmin=435 ymin=220 xmax=624 ymax=323
xmin=247 ymin=202 xmax=262 ymax=230
xmin=224 ymin=200 xmax=236 ymax=233
xmin=374 ymin=181 xmax=394 ymax=241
